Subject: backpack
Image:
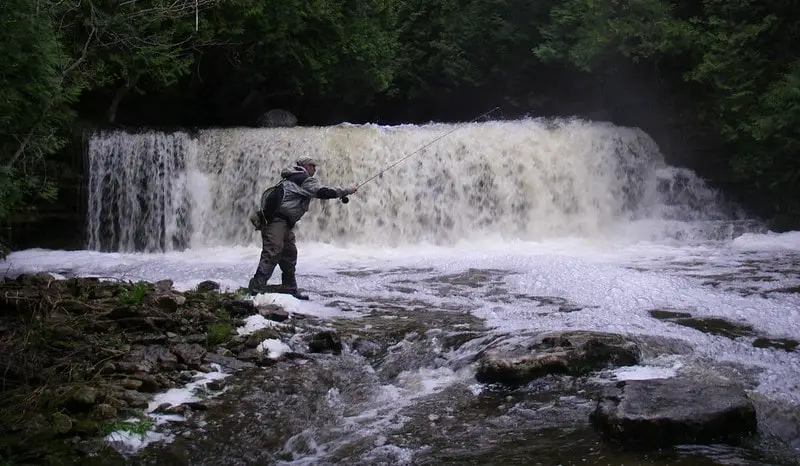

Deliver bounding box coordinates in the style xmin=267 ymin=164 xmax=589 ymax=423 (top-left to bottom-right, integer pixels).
xmin=249 ymin=181 xmax=285 ymax=230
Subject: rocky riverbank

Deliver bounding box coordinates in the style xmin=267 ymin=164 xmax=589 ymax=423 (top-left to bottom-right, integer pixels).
xmin=0 ymin=273 xmax=323 ymax=465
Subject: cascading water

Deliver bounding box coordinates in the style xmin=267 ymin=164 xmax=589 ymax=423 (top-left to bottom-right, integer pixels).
xmin=86 ymin=119 xmax=742 ymax=252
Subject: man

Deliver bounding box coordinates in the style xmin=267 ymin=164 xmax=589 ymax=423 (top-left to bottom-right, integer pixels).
xmin=248 ymin=156 xmax=357 ymax=298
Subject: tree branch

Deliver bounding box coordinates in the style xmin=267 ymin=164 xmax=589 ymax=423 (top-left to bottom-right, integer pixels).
xmin=6 ymin=27 xmax=96 ymax=170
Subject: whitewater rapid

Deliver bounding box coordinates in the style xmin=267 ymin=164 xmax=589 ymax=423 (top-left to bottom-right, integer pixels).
xmin=6 ymin=231 xmax=800 ymax=403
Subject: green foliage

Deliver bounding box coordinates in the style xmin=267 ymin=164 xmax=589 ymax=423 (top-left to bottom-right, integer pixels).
xmin=118 ymin=282 xmax=149 ymax=306
xmin=206 ymin=322 xmax=233 ymax=347
xmin=535 ymin=0 xmax=692 ymax=69
xmin=205 ymin=308 xmax=233 ymax=347
xmin=97 ymin=417 xmax=155 ymax=437
xmin=0 ymin=0 xmax=76 ymax=235
xmin=197 ymin=0 xmax=399 ymax=104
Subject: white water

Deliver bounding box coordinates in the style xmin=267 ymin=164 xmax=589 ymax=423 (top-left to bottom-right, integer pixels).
xmin=4 ymin=119 xmax=800 ymax=460
xmin=85 ymin=119 xmax=745 ymax=251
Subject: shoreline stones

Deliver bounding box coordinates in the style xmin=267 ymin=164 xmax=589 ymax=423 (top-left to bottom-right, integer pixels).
xmin=590 ymin=377 xmax=758 ymax=447
xmin=0 ymin=274 xmax=303 ymax=463
xmin=475 ymin=331 xmax=641 ymax=386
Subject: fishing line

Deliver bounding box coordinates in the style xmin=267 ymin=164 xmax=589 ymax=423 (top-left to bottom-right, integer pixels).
xmin=340 ymin=106 xmax=500 ymax=203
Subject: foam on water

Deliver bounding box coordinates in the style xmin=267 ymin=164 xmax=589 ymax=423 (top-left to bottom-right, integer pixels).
xmin=4 ymin=231 xmax=800 ymax=407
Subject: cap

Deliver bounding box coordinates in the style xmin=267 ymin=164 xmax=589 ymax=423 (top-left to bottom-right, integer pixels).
xmin=296 ymin=156 xmax=318 ymax=167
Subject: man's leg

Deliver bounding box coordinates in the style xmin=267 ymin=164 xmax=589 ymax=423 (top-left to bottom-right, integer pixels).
xmin=249 ymin=220 xmax=288 ymax=293
xmin=278 ymin=229 xmax=303 ymax=296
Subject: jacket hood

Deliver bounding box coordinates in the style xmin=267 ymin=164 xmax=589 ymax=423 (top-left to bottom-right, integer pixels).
xmin=280 ymin=165 xmax=307 ymax=179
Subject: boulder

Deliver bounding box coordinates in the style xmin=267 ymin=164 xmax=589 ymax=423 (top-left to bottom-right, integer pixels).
xmin=196 ymin=280 xmax=220 ymax=292
xmin=118 ymin=345 xmax=179 ymax=373
xmin=590 ymin=378 xmax=757 ymax=447
xmin=257 ymin=109 xmax=298 ymax=127
xmin=219 ymin=299 xmax=257 ymax=317
xmin=476 ymin=331 xmax=640 ymax=385
xmin=259 ymin=304 xmax=290 ymax=322
xmin=309 ymin=330 xmax=342 ymax=354
xmin=170 ymin=343 xmax=207 ymax=368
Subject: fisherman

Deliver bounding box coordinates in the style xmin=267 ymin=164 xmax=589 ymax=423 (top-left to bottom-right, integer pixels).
xmin=248 ymin=156 xmax=357 ymax=298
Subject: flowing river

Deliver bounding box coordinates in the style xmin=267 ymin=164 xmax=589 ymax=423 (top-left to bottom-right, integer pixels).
xmin=4 ymin=119 xmax=800 ymax=464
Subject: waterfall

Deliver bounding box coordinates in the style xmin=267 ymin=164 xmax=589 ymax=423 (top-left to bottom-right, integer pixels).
xmin=86 ymin=119 xmax=742 ymax=252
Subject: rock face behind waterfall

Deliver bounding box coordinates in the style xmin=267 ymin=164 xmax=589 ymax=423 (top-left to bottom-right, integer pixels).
xmin=591 ymin=378 xmax=758 ymax=447
xmin=257 ymin=109 xmax=298 ymax=127
xmin=475 ymin=331 xmax=641 ymax=385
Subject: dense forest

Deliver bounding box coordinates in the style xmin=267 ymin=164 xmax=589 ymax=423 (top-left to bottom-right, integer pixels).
xmin=1 ymin=0 xmax=798 ymax=253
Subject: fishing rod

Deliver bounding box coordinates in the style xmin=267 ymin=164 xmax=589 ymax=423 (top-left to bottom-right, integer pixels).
xmin=340 ymin=106 xmax=501 ymax=204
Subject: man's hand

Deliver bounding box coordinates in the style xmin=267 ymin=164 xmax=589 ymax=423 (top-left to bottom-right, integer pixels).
xmin=345 ymin=184 xmax=358 ymax=195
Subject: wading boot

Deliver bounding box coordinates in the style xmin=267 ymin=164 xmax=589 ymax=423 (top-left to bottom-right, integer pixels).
xmin=280 ymin=272 xmax=309 ymax=300
xmin=248 ymin=277 xmax=270 ymax=295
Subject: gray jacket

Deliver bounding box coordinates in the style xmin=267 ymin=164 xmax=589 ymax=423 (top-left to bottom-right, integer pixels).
xmin=276 ymin=165 xmax=350 ymax=225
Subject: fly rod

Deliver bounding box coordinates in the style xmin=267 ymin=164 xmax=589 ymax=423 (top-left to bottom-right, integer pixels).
xmin=340 ymin=106 xmax=500 ymax=203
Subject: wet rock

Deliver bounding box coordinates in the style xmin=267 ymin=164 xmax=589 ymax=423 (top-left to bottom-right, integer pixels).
xmin=95 ymin=403 xmax=117 ymax=419
xmin=69 ymin=386 xmax=98 ymax=410
xmin=16 ymin=272 xmax=57 ymax=287
xmin=154 ymin=403 xmax=173 ymax=414
xmin=107 ymin=306 xmax=140 ymax=320
xmin=196 ymin=280 xmax=220 ymax=292
xmin=119 ymin=390 xmax=150 ymax=408
xmin=309 ymin=330 xmax=343 ymax=354
xmin=237 ymin=349 xmax=262 ymax=362
xmin=132 ymin=333 xmax=169 ymax=345
xmin=671 ymin=317 xmax=755 ymax=339
xmin=351 ymin=337 xmax=383 ymax=358
xmin=151 ymin=293 xmax=186 ymax=311
xmin=52 ymin=413 xmax=73 ymax=434
xmin=120 ymin=378 xmax=143 ymax=391
xmin=207 ymin=379 xmax=227 ymax=391
xmin=752 ymin=337 xmax=798 ymax=352
xmin=203 ymin=353 xmax=254 ymax=371
xmin=119 ymin=345 xmax=179 ymax=373
xmin=115 ymin=316 xmax=168 ymax=332
xmin=165 ymin=404 xmax=188 ymax=415
xmin=219 ymin=299 xmax=257 ymax=317
xmin=215 ymin=347 xmax=233 ymax=357
xmin=155 ymin=279 xmax=174 ymax=292
xmin=245 ymin=328 xmax=281 ymax=348
xmin=258 ymin=108 xmax=298 ymax=127
xmin=476 ymin=331 xmax=640 ymax=386
xmin=591 ymin=378 xmax=757 ymax=447
xmin=649 ymin=309 xmax=693 ymax=319
xmin=443 ymin=332 xmax=483 ymax=351
xmin=185 ymin=334 xmax=206 ymax=344
xmin=131 ymin=373 xmax=161 ymax=392
xmin=185 ymin=401 xmax=208 ymax=411
xmin=171 ymin=343 xmax=207 ymax=368
xmin=259 ymin=304 xmax=290 ymax=322
xmin=60 ymin=299 xmax=94 ymax=314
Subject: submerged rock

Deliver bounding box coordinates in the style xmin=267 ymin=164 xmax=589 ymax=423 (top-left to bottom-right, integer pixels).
xmin=309 ymin=330 xmax=343 ymax=354
xmin=590 ymin=378 xmax=757 ymax=447
xmin=475 ymin=331 xmax=640 ymax=386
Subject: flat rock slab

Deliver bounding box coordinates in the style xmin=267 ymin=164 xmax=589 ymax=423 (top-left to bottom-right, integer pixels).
xmin=475 ymin=331 xmax=640 ymax=386
xmin=591 ymin=378 xmax=757 ymax=447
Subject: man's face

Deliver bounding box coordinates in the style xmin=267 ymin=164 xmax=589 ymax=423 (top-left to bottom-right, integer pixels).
xmin=304 ymin=163 xmax=316 ymax=176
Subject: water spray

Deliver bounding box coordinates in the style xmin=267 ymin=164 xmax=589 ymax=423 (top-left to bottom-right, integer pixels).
xmin=340 ymin=107 xmax=501 ymax=203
